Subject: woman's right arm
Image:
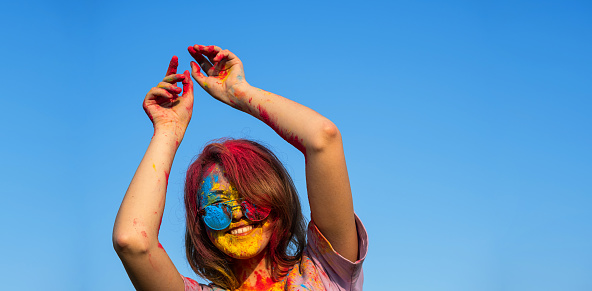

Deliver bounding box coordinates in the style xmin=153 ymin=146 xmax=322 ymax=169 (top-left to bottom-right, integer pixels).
xmin=112 ymin=56 xmax=193 ymax=291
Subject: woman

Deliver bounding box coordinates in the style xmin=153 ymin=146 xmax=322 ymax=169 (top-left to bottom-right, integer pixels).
xmin=113 ymin=45 xmax=367 ymax=290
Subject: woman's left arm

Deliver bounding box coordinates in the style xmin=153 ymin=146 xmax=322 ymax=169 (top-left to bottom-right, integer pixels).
xmin=188 ymin=45 xmax=358 ymax=262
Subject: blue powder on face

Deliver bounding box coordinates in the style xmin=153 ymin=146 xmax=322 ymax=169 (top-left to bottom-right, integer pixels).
xmin=198 ymin=178 xmax=211 ymax=208
xmin=203 ymin=206 xmax=231 ymax=230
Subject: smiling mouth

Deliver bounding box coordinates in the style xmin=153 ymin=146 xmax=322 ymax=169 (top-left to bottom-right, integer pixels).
xmin=227 ymin=222 xmax=260 ymax=235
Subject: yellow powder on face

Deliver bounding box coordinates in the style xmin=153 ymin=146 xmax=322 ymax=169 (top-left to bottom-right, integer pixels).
xmin=211 ymin=182 xmax=221 ymax=191
xmin=213 ymin=226 xmax=263 ymax=258
xmin=210 ymin=220 xmax=272 ymax=259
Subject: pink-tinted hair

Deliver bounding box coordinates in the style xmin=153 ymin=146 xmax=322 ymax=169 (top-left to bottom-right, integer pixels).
xmin=184 ymin=139 xmax=306 ymax=289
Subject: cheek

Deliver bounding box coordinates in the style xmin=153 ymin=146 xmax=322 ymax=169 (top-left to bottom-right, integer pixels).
xmin=207 ymin=220 xmax=275 ymax=259
xmin=205 ymin=227 xmax=219 ymax=244
xmin=260 ymin=219 xmax=274 ymax=240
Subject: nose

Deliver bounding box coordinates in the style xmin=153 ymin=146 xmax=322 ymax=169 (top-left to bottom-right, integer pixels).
xmin=230 ymin=204 xmax=244 ymax=221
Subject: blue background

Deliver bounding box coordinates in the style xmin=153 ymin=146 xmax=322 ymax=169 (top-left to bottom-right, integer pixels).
xmin=1 ymin=0 xmax=591 ymax=290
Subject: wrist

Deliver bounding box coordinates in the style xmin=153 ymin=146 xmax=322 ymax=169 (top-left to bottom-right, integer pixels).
xmin=153 ymin=123 xmax=186 ymax=145
xmin=228 ymin=82 xmax=258 ymax=112
xmin=228 ymin=82 xmax=252 ymax=100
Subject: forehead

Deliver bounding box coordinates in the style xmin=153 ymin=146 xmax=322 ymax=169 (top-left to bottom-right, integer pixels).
xmin=198 ymin=164 xmax=238 ymax=206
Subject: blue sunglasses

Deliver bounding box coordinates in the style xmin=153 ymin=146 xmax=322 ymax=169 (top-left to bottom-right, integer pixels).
xmin=198 ymin=198 xmax=271 ymax=230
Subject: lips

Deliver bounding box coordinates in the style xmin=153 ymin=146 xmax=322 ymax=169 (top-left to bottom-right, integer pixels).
xmin=230 ymin=225 xmax=253 ymax=235
xmin=226 ymin=222 xmax=260 ymax=235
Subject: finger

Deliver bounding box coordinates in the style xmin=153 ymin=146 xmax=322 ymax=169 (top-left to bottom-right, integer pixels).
xmin=165 ymin=56 xmax=179 ymax=76
xmin=157 ymin=82 xmax=183 ymax=94
xmin=188 ymin=46 xmax=213 ymax=76
xmin=194 ymin=45 xmax=222 ymax=58
xmin=212 ymin=49 xmax=233 ymax=63
xmin=194 ymin=45 xmax=222 ymax=72
xmin=181 ymin=70 xmax=193 ymax=97
xmin=163 ymin=73 xmax=186 ymax=84
xmin=146 ymin=87 xmax=174 ymax=101
xmin=212 ymin=50 xmax=231 ymax=76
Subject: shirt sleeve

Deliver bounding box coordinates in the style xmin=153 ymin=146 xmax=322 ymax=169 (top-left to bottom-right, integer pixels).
xmin=181 ymin=275 xmax=206 ymax=291
xmin=306 ymin=213 xmax=368 ymax=291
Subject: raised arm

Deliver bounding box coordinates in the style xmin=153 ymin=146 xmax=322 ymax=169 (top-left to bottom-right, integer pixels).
xmin=112 ymin=56 xmax=193 ymax=290
xmin=188 ymin=45 xmax=358 ymax=262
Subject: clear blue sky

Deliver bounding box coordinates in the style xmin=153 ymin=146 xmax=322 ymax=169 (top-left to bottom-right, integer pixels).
xmin=1 ymin=0 xmax=591 ymax=290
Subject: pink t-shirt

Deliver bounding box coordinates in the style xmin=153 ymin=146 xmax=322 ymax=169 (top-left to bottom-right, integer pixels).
xmin=182 ymin=214 xmax=368 ymax=290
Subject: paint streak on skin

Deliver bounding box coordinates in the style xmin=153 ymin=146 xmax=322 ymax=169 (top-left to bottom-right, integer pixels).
xmin=232 ymin=86 xmax=247 ymax=99
xmin=164 ymin=171 xmax=169 ymax=186
xmin=148 ymin=253 xmax=157 ymax=270
xmin=152 ymin=163 xmax=156 ymax=172
xmin=257 ymin=105 xmax=307 ymax=155
xmin=144 ymin=107 xmax=154 ymax=122
xmin=158 ymin=243 xmax=165 ymax=250
xmin=157 ymin=213 xmax=163 ymax=234
xmin=133 ymin=218 xmax=138 ymax=226
xmin=228 ymin=86 xmax=250 ymax=111
xmin=185 ymin=277 xmax=199 ymax=288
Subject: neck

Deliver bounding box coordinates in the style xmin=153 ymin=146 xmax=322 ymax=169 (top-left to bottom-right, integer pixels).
xmin=231 ymin=252 xmax=280 ymax=290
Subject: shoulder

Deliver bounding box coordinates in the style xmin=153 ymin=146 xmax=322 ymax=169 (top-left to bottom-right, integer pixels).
xmin=181 ymin=276 xmax=221 ymax=291
xmin=285 ymin=214 xmax=368 ymax=290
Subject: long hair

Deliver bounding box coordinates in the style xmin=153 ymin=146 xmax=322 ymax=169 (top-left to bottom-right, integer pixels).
xmin=184 ymin=139 xmax=306 ymax=289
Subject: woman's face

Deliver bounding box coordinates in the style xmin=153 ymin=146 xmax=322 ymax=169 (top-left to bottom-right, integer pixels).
xmin=198 ymin=164 xmax=274 ymax=259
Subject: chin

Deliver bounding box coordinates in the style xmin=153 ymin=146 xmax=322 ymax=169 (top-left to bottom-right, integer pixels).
xmin=209 ymin=220 xmax=273 ymax=259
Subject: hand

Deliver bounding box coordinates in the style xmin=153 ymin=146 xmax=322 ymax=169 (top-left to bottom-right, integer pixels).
xmin=188 ymin=45 xmax=249 ymax=109
xmin=143 ymin=56 xmax=194 ymax=137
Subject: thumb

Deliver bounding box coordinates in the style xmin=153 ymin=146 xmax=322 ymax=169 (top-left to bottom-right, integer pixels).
xmin=190 ymin=61 xmax=210 ymax=91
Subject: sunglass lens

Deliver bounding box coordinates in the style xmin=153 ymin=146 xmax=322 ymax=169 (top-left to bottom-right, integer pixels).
xmin=242 ymin=201 xmax=271 ymax=221
xmin=203 ymin=204 xmax=231 ymax=230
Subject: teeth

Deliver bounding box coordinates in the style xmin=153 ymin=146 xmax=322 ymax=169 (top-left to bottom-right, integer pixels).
xmin=230 ymin=225 xmax=253 ymax=235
